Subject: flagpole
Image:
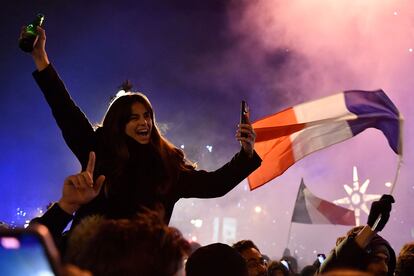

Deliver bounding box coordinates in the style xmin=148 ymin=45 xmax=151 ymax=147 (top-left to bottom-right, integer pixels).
xmin=390 ymin=154 xmax=402 ymax=195
xmin=286 ymin=219 xmax=293 ymax=249
xmin=372 ymin=145 xmax=403 ymax=231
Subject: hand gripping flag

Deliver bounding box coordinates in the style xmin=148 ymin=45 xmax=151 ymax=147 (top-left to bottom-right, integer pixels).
xmin=291 ymin=179 xmax=355 ymax=225
xmin=248 ymin=90 xmax=403 ymax=190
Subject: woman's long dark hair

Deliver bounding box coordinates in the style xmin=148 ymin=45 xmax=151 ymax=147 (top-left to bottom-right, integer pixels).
xmin=99 ymin=87 xmax=194 ymax=196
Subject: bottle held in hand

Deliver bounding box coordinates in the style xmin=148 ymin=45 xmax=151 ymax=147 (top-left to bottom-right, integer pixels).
xmin=19 ymin=13 xmax=45 ymax=52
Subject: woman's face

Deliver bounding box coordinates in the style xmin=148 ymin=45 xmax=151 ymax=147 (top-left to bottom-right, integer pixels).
xmin=125 ymin=102 xmax=153 ymax=144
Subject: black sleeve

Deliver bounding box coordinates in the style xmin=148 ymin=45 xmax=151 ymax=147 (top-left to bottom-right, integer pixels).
xmin=32 ymin=64 xmax=96 ymax=169
xmin=30 ymin=203 xmax=73 ymax=248
xmin=319 ymin=235 xmax=367 ymax=274
xmin=177 ymin=149 xmax=261 ymax=199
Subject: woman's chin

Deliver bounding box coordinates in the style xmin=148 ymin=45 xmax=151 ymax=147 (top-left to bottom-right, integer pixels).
xmin=133 ymin=136 xmax=150 ymax=144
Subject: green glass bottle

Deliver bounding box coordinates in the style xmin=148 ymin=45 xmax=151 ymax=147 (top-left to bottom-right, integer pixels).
xmin=19 ymin=13 xmax=45 ymax=52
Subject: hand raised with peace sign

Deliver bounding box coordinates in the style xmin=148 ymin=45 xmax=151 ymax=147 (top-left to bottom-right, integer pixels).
xmin=58 ymin=152 xmax=105 ymax=215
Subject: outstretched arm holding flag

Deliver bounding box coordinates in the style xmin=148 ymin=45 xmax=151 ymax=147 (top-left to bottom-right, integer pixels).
xmin=319 ymin=194 xmax=396 ymax=275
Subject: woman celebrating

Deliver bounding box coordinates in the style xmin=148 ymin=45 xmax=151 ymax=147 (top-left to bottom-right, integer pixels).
xmin=28 ymin=27 xmax=261 ymax=229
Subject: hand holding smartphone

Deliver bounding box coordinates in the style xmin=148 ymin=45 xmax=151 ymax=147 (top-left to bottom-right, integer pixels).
xmin=317 ymin=253 xmax=326 ymax=264
xmin=240 ymin=100 xmax=249 ymax=138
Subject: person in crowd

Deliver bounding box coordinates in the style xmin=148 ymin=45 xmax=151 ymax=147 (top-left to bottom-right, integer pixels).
xmin=25 ymin=26 xmax=261 ymax=233
xmin=300 ymin=264 xmax=318 ymax=276
xmin=320 ymin=269 xmax=372 ymax=276
xmin=267 ymin=260 xmax=290 ymax=276
xmin=233 ymin=239 xmax=268 ymax=276
xmin=280 ymin=256 xmax=298 ymax=275
xmin=0 ymin=221 xmax=10 ymax=229
xmin=395 ymin=241 xmax=414 ymax=276
xmin=30 ymin=151 xmax=104 ymax=249
xmin=30 ymin=151 xmax=190 ymax=276
xmin=189 ymin=241 xmax=202 ymax=255
xmin=281 ymin=248 xmax=299 ymax=275
xmin=186 ymin=242 xmax=248 ymax=276
xmin=62 ymin=265 xmax=92 ymax=276
xmin=65 ymin=209 xmax=190 ymax=276
xmin=319 ymin=195 xmax=396 ymax=276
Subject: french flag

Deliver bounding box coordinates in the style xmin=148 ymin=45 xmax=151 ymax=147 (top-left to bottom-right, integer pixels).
xmin=248 ymin=90 xmax=403 ymax=190
xmin=291 ymin=179 xmax=355 ymax=225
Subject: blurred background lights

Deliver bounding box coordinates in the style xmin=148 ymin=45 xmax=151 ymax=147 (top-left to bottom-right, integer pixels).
xmin=206 ymin=145 xmax=213 ymax=152
xmin=23 ymin=220 xmax=30 ymax=228
xmin=190 ymin=219 xmax=203 ymax=228
xmin=254 ymin=206 xmax=262 ymax=213
xmin=385 ymin=182 xmax=392 ymax=187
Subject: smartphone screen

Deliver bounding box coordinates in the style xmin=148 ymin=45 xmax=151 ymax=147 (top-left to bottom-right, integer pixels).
xmin=0 ymin=230 xmax=58 ymax=276
xmin=317 ymin=253 xmax=326 ymax=264
xmin=240 ymin=100 xmax=248 ymax=124
xmin=240 ymin=100 xmax=248 ymax=138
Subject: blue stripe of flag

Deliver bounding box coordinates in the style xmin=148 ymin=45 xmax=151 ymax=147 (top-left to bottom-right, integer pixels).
xmin=344 ymin=90 xmax=401 ymax=154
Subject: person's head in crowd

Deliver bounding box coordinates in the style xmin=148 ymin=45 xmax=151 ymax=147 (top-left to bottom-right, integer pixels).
xmin=233 ymin=240 xmax=267 ymax=276
xmin=185 ymin=243 xmax=248 ymax=276
xmin=336 ymin=226 xmax=396 ymax=276
xmin=280 ymin=255 xmax=298 ymax=275
xmin=65 ymin=209 xmax=190 ymax=276
xmin=282 ymin=248 xmax=299 ymax=274
xmin=300 ymin=264 xmax=318 ymax=276
xmin=0 ymin=221 xmax=9 ymax=230
xmin=101 ymin=82 xmax=194 ymax=166
xmin=267 ymin=260 xmax=289 ymax=276
xmin=262 ymin=254 xmax=270 ymax=266
xmin=189 ymin=241 xmax=202 ymax=255
xmin=62 ymin=264 xmax=92 ymax=276
xmin=395 ymin=241 xmax=414 ymax=276
xmin=320 ymin=268 xmax=372 ymax=276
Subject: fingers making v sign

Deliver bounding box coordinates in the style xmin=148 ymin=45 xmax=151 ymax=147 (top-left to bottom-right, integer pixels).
xmin=58 ymin=152 xmax=105 ymax=214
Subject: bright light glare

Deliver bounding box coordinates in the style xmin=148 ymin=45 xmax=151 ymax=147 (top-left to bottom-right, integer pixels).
xmin=206 ymin=145 xmax=213 ymax=152
xmin=190 ymin=219 xmax=203 ymax=228
xmin=1 ymin=237 xmax=20 ymax=249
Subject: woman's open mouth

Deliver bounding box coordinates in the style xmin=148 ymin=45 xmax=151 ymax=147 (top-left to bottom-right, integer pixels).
xmin=136 ymin=130 xmax=149 ymax=136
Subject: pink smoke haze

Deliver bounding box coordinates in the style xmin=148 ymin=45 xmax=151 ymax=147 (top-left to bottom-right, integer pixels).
xmin=230 ymin=0 xmax=414 ymax=92
xmin=188 ymin=0 xmax=414 ymax=265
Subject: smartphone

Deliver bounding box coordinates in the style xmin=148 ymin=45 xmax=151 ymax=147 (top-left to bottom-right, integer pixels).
xmin=240 ymin=100 xmax=248 ymax=124
xmin=0 ymin=224 xmax=61 ymax=276
xmin=240 ymin=100 xmax=249 ymax=138
xmin=317 ymin=253 xmax=326 ymax=264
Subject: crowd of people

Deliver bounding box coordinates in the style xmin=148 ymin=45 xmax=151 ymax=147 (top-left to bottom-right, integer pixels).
xmin=26 ymin=183 xmax=414 ymax=276
xmin=7 ymin=25 xmax=413 ymax=276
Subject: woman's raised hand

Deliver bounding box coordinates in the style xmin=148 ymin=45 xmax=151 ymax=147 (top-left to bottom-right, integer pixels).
xmin=20 ymin=26 xmax=49 ymax=70
xmin=236 ymin=113 xmax=256 ymax=158
xmin=58 ymin=152 xmax=105 ymax=214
